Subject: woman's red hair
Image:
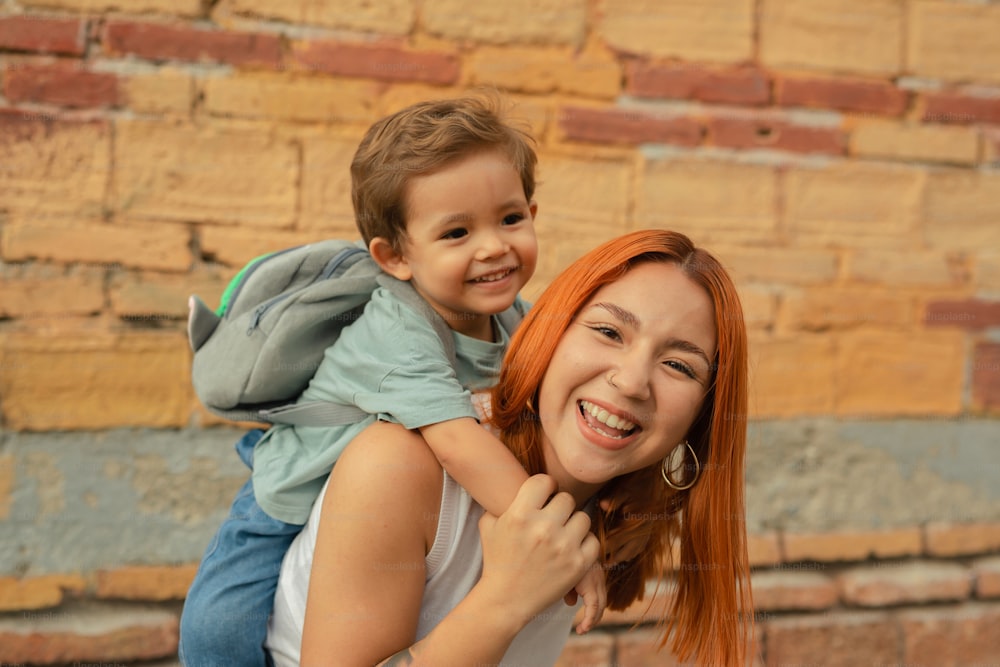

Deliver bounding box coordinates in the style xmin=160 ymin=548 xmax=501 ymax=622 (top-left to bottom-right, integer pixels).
xmin=491 ymin=229 xmax=753 ymax=666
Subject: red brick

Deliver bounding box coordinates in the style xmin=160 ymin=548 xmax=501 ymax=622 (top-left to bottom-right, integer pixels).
xmin=763 ymin=611 xmax=897 ymax=667
xmin=972 ymin=556 xmax=1000 ymax=598
xmin=290 ymin=39 xmax=459 ymax=84
xmin=0 ymin=16 xmax=85 ymax=55
xmin=838 ymin=561 xmax=972 ymax=607
xmin=4 ymin=62 xmax=120 ymax=108
xmin=0 ymin=603 xmax=178 ymax=664
xmin=751 ymin=570 xmax=838 ymax=612
xmin=103 ymin=20 xmax=282 ymax=67
xmin=923 ymin=90 xmax=1000 ymax=125
xmin=708 ymin=115 xmax=845 ymax=155
xmin=776 ymin=75 xmax=909 ymax=116
xmin=900 ymin=603 xmax=1000 ymax=665
xmin=627 ymin=61 xmax=770 ymax=106
xmin=972 ymin=342 xmax=1000 ymax=411
xmin=557 ymin=105 xmax=702 ymax=147
xmin=925 ymin=298 xmax=1000 ymax=330
xmin=554 ymin=631 xmax=614 ymax=666
xmin=926 ymin=521 xmax=1000 ymax=557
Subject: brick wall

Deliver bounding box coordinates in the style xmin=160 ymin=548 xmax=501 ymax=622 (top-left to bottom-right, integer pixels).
xmin=0 ymin=0 xmax=998 ymax=664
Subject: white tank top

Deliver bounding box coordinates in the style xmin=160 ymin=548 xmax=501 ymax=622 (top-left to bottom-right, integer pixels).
xmin=266 ymin=470 xmax=577 ymax=666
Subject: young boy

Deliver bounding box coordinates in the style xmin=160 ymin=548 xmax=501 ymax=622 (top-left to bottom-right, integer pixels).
xmin=179 ymin=97 xmax=605 ymax=666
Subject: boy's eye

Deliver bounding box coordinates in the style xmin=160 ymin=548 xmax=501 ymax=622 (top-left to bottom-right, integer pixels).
xmin=501 ymin=213 xmax=525 ymax=226
xmin=441 ymin=228 xmax=468 ymax=240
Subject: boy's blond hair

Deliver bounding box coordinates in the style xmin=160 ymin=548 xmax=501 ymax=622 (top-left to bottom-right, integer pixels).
xmin=351 ymin=95 xmax=537 ymax=252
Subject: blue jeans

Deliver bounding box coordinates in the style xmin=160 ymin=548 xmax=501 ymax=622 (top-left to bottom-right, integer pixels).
xmin=179 ymin=429 xmax=303 ymax=667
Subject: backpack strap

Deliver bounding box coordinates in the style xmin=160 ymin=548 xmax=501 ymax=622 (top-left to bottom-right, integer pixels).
xmin=254 ymin=274 xmax=459 ymax=428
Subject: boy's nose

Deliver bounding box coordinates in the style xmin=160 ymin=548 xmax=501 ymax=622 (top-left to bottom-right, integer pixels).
xmin=476 ymin=232 xmax=510 ymax=260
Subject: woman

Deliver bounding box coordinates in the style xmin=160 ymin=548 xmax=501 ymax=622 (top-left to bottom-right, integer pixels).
xmin=265 ymin=229 xmax=754 ymax=666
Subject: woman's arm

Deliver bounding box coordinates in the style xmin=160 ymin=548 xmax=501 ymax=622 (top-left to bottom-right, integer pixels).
xmin=301 ymin=422 xmax=599 ymax=666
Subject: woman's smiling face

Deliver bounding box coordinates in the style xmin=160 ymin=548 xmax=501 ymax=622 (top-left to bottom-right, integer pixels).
xmin=535 ymin=260 xmax=717 ymax=500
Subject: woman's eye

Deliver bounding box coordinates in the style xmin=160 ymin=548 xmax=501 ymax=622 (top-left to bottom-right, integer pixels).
xmin=592 ymin=325 xmax=622 ymax=341
xmin=501 ymin=213 xmax=525 ymax=226
xmin=441 ymin=228 xmax=468 ymax=240
xmin=665 ymin=360 xmax=696 ymax=379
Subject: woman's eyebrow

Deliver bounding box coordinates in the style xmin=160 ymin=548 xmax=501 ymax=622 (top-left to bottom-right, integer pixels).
xmin=593 ymin=302 xmax=712 ymax=368
xmin=594 ymin=302 xmax=639 ymax=329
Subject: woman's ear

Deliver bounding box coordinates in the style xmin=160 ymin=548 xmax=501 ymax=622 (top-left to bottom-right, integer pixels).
xmin=369 ymin=237 xmax=412 ymax=281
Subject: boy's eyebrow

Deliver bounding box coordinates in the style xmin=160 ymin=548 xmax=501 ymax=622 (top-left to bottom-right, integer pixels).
xmin=437 ymin=199 xmax=528 ymax=226
xmin=592 ymin=302 xmax=712 ymax=368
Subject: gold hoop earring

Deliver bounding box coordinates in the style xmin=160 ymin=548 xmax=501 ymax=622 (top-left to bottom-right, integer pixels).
xmin=661 ymin=440 xmax=700 ymax=491
xmin=526 ymin=395 xmax=536 ymax=414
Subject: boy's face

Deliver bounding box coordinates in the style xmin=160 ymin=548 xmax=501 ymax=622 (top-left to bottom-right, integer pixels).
xmin=390 ymin=148 xmax=538 ymax=340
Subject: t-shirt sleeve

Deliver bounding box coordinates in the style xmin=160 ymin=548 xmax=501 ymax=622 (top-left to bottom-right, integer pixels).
xmin=301 ymin=289 xmax=477 ymax=430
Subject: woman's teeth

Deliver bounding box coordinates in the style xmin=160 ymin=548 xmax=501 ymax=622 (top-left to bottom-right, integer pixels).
xmin=580 ymin=400 xmax=637 ymax=437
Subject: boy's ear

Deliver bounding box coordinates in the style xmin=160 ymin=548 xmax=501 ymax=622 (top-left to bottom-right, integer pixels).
xmin=369 ymin=237 xmax=412 ymax=281
xmin=528 ymin=200 xmax=538 ymax=220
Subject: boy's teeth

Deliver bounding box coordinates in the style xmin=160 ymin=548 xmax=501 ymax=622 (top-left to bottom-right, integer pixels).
xmin=580 ymin=400 xmax=636 ymax=433
xmin=474 ymin=268 xmax=511 ymax=283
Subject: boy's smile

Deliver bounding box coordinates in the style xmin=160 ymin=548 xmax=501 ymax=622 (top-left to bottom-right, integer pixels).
xmin=376 ymin=148 xmax=538 ymax=341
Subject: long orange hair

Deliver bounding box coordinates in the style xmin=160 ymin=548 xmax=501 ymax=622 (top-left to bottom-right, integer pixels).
xmin=491 ymin=229 xmax=753 ymax=666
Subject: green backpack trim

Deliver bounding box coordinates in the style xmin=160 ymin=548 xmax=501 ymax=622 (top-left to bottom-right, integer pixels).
xmin=216 ymin=253 xmax=272 ymax=317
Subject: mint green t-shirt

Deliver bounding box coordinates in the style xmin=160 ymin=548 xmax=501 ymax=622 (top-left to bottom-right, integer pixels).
xmin=252 ymin=287 xmax=528 ymax=524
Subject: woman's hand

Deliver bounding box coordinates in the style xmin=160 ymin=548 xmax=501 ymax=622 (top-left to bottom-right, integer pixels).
xmin=477 ymin=474 xmax=601 ymax=628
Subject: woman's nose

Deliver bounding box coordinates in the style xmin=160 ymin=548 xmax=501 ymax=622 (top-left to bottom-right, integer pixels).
xmin=608 ymin=352 xmax=651 ymax=401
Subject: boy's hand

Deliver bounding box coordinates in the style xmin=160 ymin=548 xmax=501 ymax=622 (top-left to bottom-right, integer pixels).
xmin=564 ymin=565 xmax=606 ymax=634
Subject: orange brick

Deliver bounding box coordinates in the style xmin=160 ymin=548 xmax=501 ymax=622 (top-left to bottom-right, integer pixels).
xmin=711 ymin=245 xmax=839 ymax=286
xmin=202 ymin=73 xmax=379 ymax=124
xmin=900 ymin=603 xmax=1000 ymax=665
xmin=554 ymin=632 xmax=615 ymax=666
xmin=423 ymin=0 xmax=586 ymax=46
xmin=123 ymin=67 xmax=193 ymax=116
xmin=0 ymin=327 xmax=191 ymax=430
xmin=752 ymin=570 xmax=838 ymax=611
xmin=778 ymin=287 xmax=913 ymax=332
xmin=924 ymin=169 xmax=1000 ymax=250
xmin=848 ymin=248 xmax=968 ymax=288
xmin=636 ymin=160 xmax=778 ymax=245
xmin=0 ymin=264 xmax=104 ymax=318
xmin=199 ymin=225 xmax=323 ymax=268
xmin=2 ymin=217 xmax=191 ymax=272
xmin=764 ymin=611 xmax=897 ymax=666
xmin=784 ymin=163 xmax=923 ymax=247
xmin=739 ymin=286 xmax=778 ymax=333
xmin=109 ymin=268 xmax=229 ymax=319
xmin=0 ymin=112 xmax=108 ymax=217
xmin=466 ymin=46 xmax=620 ymax=98
xmin=783 ymin=527 xmax=923 ymax=563
xmin=20 ymin=0 xmax=201 ymax=14
xmin=95 ymin=564 xmax=198 ymax=601
xmin=215 ymin=0 xmax=414 ymax=34
xmin=972 ymin=556 xmax=1000 ymax=598
xmin=599 ymin=0 xmax=754 ymax=64
xmin=926 ymin=521 xmax=1000 ymax=557
xmin=114 ymin=119 xmax=298 ymax=227
xmin=747 ymin=532 xmax=782 ymax=568
xmin=760 ymin=0 xmax=903 ymax=76
xmin=835 ymin=331 xmax=965 ymax=417
xmin=850 ymin=120 xmax=979 ymax=166
xmin=0 ymin=602 xmax=179 ymax=664
xmin=838 ymin=561 xmax=972 ymax=607
xmin=908 ymin=0 xmax=1000 ymax=84
xmin=0 ymin=575 xmax=86 ymax=612
xmin=299 ymin=132 xmax=361 ymax=234
xmin=749 ymin=336 xmax=836 ymax=418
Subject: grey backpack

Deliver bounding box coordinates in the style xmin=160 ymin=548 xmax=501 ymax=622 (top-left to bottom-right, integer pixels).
xmin=188 ymin=239 xmax=521 ymax=427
